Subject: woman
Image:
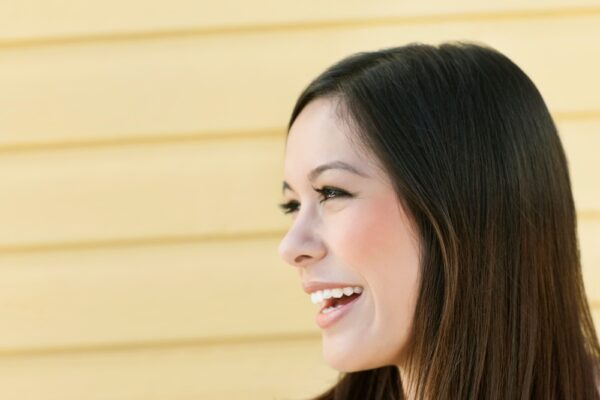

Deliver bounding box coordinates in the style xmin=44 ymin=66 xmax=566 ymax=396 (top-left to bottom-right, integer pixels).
xmin=277 ymin=41 xmax=600 ymax=399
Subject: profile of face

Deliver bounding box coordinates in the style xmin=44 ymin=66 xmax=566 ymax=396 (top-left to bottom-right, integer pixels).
xmin=278 ymin=96 xmax=422 ymax=372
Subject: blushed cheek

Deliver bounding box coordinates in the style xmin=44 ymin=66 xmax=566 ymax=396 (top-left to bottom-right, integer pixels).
xmin=334 ymin=195 xmax=421 ymax=325
xmin=333 ymin=195 xmax=406 ymax=269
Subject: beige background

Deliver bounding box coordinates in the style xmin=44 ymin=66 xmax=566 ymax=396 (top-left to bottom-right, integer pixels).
xmin=0 ymin=1 xmax=599 ymax=399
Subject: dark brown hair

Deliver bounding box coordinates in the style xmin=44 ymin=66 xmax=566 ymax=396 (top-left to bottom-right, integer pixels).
xmin=286 ymin=41 xmax=600 ymax=399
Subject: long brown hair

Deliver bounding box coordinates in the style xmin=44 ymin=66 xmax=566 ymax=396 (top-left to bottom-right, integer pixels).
xmin=286 ymin=41 xmax=600 ymax=399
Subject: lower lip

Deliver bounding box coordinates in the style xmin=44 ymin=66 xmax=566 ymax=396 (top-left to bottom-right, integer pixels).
xmin=315 ymin=294 xmax=363 ymax=329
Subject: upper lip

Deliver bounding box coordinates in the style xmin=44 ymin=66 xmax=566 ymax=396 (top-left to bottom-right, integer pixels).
xmin=302 ymin=280 xmax=363 ymax=294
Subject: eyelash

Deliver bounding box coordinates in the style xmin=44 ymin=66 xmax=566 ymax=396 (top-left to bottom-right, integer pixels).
xmin=278 ymin=186 xmax=351 ymax=215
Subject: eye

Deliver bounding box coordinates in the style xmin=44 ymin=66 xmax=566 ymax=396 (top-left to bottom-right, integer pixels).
xmin=278 ymin=186 xmax=351 ymax=215
xmin=314 ymin=186 xmax=349 ymax=202
xmin=278 ymin=199 xmax=300 ymax=215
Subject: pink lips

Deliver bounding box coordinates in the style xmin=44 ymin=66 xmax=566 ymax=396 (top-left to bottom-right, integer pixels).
xmin=315 ymin=291 xmax=363 ymax=329
xmin=302 ymin=280 xmax=365 ymax=329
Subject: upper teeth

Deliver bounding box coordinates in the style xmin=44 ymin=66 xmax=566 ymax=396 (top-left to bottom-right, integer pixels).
xmin=310 ymin=286 xmax=363 ymax=304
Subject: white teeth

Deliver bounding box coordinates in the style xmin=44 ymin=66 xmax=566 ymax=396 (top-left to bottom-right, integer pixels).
xmin=310 ymin=291 xmax=323 ymax=304
xmin=310 ymin=286 xmax=363 ymax=305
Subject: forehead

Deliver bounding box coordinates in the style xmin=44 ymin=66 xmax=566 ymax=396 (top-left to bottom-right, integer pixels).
xmin=285 ymin=97 xmax=366 ymax=172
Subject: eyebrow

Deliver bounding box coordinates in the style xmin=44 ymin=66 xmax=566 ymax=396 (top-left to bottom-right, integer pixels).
xmin=282 ymin=160 xmax=369 ymax=194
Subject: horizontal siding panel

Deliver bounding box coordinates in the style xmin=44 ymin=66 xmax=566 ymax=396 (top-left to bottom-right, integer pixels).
xmin=0 ymin=237 xmax=316 ymax=352
xmin=1 ymin=15 xmax=600 ymax=147
xmin=557 ymin=118 xmax=600 ymax=213
xmin=0 ymin=336 xmax=337 ymax=400
xmin=0 ymin=136 xmax=285 ymax=247
xmin=0 ymin=222 xmax=597 ymax=352
xmin=0 ymin=121 xmax=599 ymax=248
xmin=2 ymin=1 xmax=600 ymax=43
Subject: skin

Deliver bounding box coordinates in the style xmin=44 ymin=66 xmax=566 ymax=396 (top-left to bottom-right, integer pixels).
xmin=277 ymin=96 xmax=422 ymax=385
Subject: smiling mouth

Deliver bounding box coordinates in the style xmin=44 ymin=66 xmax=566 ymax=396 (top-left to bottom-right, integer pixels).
xmin=309 ymin=286 xmax=364 ymax=312
xmin=314 ymin=289 xmax=364 ymax=329
xmin=321 ymin=292 xmax=362 ymax=313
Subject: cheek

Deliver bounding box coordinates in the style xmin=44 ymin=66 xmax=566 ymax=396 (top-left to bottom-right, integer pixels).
xmin=334 ymin=195 xmax=421 ymax=327
xmin=336 ymin=206 xmax=390 ymax=264
xmin=323 ymin=195 xmax=422 ymax=368
xmin=333 ymin=195 xmax=416 ymax=270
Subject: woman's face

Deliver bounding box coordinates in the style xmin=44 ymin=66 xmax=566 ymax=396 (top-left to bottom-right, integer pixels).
xmin=278 ymin=96 xmax=422 ymax=371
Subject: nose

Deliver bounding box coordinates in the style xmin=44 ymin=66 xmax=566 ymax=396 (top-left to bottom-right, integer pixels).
xmin=278 ymin=214 xmax=326 ymax=269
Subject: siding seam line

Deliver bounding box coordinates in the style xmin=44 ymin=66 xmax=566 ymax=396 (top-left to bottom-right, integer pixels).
xmin=1 ymin=5 xmax=600 ymax=48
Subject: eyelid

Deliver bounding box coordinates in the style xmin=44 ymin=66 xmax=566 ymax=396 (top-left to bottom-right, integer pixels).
xmin=278 ymin=199 xmax=300 ymax=214
xmin=313 ymin=185 xmax=349 ymax=199
xmin=278 ymin=186 xmax=352 ymax=215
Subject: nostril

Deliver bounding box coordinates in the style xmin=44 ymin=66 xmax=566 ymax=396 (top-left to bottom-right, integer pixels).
xmin=294 ymin=254 xmax=312 ymax=266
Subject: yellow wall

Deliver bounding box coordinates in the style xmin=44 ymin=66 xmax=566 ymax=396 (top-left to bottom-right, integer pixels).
xmin=1 ymin=2 xmax=599 ymax=398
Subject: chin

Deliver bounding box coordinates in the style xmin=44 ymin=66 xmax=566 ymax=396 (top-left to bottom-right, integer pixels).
xmin=322 ymin=339 xmax=382 ymax=372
